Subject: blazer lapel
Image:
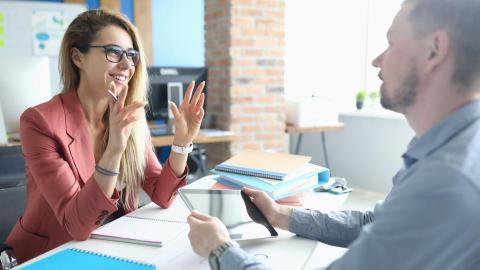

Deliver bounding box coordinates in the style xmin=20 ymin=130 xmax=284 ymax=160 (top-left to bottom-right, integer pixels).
xmin=62 ymin=90 xmax=95 ymax=185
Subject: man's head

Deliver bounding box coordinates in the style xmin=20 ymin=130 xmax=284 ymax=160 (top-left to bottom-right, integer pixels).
xmin=372 ymin=0 xmax=480 ymax=114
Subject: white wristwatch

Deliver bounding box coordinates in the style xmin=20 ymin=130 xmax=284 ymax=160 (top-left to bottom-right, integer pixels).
xmin=171 ymin=143 xmax=194 ymax=155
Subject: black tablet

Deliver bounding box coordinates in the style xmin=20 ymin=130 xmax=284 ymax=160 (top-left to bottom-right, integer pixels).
xmin=179 ymin=189 xmax=278 ymax=240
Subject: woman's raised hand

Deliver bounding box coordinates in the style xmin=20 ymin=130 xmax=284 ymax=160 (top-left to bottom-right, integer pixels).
xmin=106 ymin=82 xmax=146 ymax=155
xmin=169 ymin=81 xmax=205 ymax=146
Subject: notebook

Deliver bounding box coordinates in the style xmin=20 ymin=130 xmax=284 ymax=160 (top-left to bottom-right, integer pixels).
xmin=214 ymin=149 xmax=311 ymax=180
xmin=22 ymin=248 xmax=155 ymax=270
xmin=91 ymin=200 xmax=189 ymax=247
xmin=211 ymin=164 xmax=329 ymax=198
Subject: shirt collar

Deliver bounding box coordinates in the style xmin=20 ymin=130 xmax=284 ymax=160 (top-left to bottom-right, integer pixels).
xmin=402 ymin=100 xmax=480 ymax=166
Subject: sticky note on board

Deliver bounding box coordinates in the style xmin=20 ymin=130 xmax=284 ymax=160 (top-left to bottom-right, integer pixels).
xmin=0 ymin=39 xmax=5 ymax=48
xmin=0 ymin=13 xmax=4 ymax=22
xmin=0 ymin=26 xmax=4 ymax=35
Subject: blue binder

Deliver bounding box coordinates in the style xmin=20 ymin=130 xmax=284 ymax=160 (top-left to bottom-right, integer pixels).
xmin=22 ymin=248 xmax=155 ymax=270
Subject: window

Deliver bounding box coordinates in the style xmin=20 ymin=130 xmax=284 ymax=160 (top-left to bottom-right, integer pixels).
xmin=285 ymin=0 xmax=403 ymax=111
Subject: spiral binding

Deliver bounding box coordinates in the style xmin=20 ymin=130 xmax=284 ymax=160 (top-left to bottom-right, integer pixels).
xmin=126 ymin=215 xmax=187 ymax=223
xmin=217 ymin=167 xmax=283 ymax=180
xmin=69 ymin=248 xmax=155 ymax=268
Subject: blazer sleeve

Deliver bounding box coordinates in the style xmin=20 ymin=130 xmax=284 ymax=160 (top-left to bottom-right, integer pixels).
xmin=142 ymin=143 xmax=187 ymax=208
xmin=20 ymin=108 xmax=119 ymax=240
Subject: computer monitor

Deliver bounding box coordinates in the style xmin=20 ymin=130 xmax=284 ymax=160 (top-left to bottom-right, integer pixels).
xmin=146 ymin=67 xmax=207 ymax=128
xmin=0 ymin=55 xmax=52 ymax=134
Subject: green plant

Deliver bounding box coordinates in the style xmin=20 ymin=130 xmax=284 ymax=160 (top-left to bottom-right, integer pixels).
xmin=369 ymin=91 xmax=380 ymax=100
xmin=356 ymin=89 xmax=367 ymax=102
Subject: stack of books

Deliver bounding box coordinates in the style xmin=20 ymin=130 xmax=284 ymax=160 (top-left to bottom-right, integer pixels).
xmin=211 ymin=150 xmax=330 ymax=200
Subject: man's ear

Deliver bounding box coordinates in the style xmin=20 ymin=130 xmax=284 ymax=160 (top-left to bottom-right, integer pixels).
xmin=71 ymin=47 xmax=83 ymax=69
xmin=425 ymin=30 xmax=449 ymax=72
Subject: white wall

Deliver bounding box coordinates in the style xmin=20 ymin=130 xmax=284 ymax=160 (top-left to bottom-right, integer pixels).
xmin=297 ymin=112 xmax=414 ymax=194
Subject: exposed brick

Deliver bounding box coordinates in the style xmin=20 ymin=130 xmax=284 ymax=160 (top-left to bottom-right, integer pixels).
xmin=255 ymin=96 xmax=277 ymax=103
xmin=242 ymin=106 xmax=263 ymax=114
xmin=230 ymin=38 xmax=255 ymax=46
xmin=206 ymin=0 xmax=286 ymax=165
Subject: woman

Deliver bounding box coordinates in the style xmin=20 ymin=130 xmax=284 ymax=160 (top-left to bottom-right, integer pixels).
xmin=5 ymin=9 xmax=205 ymax=263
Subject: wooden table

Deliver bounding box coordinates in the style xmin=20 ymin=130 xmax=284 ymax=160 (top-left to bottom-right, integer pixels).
xmin=285 ymin=123 xmax=345 ymax=168
xmin=151 ymin=129 xmax=240 ymax=147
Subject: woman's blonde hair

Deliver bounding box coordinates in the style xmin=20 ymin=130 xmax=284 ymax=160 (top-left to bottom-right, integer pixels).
xmin=59 ymin=9 xmax=150 ymax=210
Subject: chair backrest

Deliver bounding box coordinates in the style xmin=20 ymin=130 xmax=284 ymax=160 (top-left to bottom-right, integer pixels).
xmin=0 ymin=145 xmax=26 ymax=243
xmin=0 ymin=182 xmax=26 ymax=243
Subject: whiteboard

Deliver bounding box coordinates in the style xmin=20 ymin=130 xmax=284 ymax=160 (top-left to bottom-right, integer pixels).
xmin=0 ymin=1 xmax=86 ymax=94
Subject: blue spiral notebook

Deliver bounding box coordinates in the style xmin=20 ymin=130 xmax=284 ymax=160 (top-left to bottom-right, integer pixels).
xmin=22 ymin=248 xmax=156 ymax=270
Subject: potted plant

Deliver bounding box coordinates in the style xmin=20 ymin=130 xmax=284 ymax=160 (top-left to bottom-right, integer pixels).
xmin=368 ymin=90 xmax=380 ymax=109
xmin=356 ymin=90 xmax=366 ymax=110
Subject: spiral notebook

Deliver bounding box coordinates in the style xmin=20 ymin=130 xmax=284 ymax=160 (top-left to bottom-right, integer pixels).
xmin=91 ymin=201 xmax=189 ymax=247
xmin=22 ymin=248 xmax=155 ymax=270
xmin=214 ymin=149 xmax=312 ymax=180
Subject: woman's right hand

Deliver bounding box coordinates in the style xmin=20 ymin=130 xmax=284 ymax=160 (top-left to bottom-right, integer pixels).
xmin=106 ymin=82 xmax=146 ymax=155
xmin=242 ymin=187 xmax=293 ymax=230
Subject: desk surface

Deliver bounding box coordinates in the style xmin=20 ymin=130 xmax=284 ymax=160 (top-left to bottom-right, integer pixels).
xmin=18 ymin=176 xmax=348 ymax=270
xmin=285 ymin=123 xmax=345 ymax=133
xmin=1 ymin=129 xmax=240 ymax=148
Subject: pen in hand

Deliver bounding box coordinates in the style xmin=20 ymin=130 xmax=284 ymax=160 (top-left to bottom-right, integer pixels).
xmin=107 ymin=81 xmax=118 ymax=102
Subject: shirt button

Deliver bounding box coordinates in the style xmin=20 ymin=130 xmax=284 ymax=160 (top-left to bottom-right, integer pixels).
xmin=95 ymin=220 xmax=101 ymax=225
xmin=101 ymin=210 xmax=108 ymax=215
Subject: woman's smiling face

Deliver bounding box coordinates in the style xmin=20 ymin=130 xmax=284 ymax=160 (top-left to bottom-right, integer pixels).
xmin=77 ymin=25 xmax=136 ymax=97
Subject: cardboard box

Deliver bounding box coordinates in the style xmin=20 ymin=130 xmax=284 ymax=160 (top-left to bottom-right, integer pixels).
xmin=286 ymin=96 xmax=339 ymax=127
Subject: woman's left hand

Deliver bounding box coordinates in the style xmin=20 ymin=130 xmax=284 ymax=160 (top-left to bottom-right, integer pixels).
xmin=170 ymin=81 xmax=205 ymax=146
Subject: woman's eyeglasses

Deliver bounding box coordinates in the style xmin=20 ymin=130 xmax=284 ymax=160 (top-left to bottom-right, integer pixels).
xmin=85 ymin=44 xmax=140 ymax=66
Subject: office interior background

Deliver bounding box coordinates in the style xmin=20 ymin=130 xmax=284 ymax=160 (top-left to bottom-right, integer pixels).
xmin=0 ymin=0 xmax=414 ymax=195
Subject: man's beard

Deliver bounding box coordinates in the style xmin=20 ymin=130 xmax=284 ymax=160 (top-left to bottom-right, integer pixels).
xmin=381 ymin=66 xmax=418 ymax=113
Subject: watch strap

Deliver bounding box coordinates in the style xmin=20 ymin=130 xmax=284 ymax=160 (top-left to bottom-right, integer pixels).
xmin=171 ymin=143 xmax=193 ymax=155
xmin=208 ymin=241 xmax=238 ymax=270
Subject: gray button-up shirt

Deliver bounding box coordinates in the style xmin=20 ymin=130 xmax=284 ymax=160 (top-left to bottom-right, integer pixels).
xmin=220 ymin=100 xmax=480 ymax=270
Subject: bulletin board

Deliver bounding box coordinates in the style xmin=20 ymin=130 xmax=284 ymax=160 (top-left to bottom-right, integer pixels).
xmin=0 ymin=1 xmax=86 ymax=94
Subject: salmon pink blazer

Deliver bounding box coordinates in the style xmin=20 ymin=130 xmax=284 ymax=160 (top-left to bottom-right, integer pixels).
xmin=5 ymin=90 xmax=187 ymax=263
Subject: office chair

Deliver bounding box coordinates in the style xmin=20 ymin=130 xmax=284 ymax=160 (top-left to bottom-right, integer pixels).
xmin=0 ymin=176 xmax=25 ymax=270
xmin=0 ymin=145 xmax=26 ymax=269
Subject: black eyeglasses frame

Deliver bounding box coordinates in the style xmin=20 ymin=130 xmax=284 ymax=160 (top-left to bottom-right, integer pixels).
xmin=83 ymin=44 xmax=140 ymax=66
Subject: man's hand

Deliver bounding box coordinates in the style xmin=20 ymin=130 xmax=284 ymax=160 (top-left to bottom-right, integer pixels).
xmin=187 ymin=211 xmax=231 ymax=257
xmin=242 ymin=188 xmax=293 ymax=230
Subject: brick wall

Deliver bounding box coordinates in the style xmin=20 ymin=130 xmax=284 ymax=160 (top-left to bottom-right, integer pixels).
xmin=205 ymin=0 xmax=286 ymax=167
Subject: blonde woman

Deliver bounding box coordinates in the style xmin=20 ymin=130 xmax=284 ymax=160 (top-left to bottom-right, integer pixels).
xmin=5 ymin=9 xmax=205 ymax=263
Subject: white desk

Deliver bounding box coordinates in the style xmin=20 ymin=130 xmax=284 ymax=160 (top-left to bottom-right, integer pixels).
xmin=17 ymin=176 xmax=348 ymax=269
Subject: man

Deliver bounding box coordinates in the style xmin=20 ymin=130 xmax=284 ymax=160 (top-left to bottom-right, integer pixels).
xmin=187 ymin=0 xmax=480 ymax=269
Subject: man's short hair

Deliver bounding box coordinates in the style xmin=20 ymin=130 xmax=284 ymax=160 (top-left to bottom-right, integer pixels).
xmin=404 ymin=0 xmax=480 ymax=89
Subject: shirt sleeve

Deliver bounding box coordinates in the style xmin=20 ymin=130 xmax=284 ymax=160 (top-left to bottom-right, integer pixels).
xmin=289 ymin=207 xmax=375 ymax=247
xmin=217 ymin=205 xmax=375 ymax=269
xmin=142 ymin=142 xmax=187 ymax=208
xmin=220 ymin=247 xmax=273 ymax=270
xmin=326 ymin=164 xmax=480 ymax=270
